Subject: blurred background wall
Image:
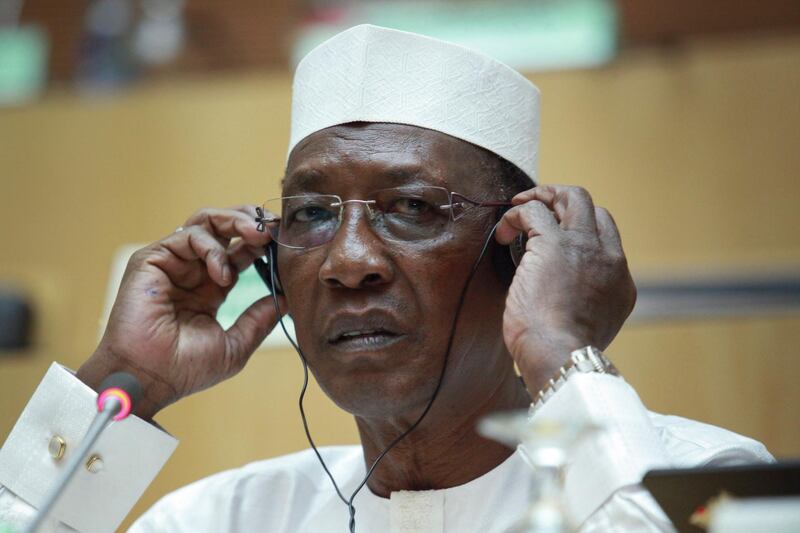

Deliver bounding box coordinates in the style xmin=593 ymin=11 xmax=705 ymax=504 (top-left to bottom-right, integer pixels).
xmin=1 ymin=0 xmax=799 ymax=529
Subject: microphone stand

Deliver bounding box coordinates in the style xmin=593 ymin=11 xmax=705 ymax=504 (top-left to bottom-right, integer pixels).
xmin=22 ymin=396 xmax=123 ymax=533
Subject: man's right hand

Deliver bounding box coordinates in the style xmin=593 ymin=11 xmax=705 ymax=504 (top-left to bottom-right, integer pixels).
xmin=77 ymin=206 xmax=285 ymax=420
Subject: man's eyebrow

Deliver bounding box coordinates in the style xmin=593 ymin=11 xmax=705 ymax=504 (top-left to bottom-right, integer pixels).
xmin=282 ymin=169 xmax=323 ymax=189
xmin=282 ymin=166 xmax=437 ymax=189
xmin=383 ymin=166 xmax=431 ymax=184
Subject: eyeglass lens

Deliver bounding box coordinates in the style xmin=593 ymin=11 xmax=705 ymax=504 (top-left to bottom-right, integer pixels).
xmin=262 ymin=186 xmax=455 ymax=249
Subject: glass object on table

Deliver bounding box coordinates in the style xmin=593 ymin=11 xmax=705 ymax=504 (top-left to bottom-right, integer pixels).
xmin=478 ymin=410 xmax=601 ymax=533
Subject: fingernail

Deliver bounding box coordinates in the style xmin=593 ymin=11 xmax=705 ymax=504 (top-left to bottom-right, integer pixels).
xmin=222 ymin=264 xmax=232 ymax=284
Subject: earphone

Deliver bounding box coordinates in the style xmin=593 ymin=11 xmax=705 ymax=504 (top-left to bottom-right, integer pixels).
xmin=253 ymin=240 xmax=283 ymax=296
xmin=252 ymin=217 xmax=521 ymax=532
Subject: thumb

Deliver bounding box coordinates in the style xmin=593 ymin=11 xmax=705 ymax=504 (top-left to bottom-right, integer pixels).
xmin=224 ymin=295 xmax=287 ymax=368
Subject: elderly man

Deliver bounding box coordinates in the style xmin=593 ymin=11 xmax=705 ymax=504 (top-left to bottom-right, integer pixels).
xmin=0 ymin=25 xmax=771 ymax=533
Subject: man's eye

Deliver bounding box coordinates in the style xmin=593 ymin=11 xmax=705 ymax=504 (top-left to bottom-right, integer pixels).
xmin=291 ymin=206 xmax=334 ymax=223
xmin=391 ymin=198 xmax=433 ymax=216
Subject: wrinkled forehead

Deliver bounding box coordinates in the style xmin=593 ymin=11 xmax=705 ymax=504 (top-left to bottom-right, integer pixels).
xmin=284 ymin=122 xmax=491 ymax=195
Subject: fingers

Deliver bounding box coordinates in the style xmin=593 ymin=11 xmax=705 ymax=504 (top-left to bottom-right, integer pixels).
xmin=183 ymin=205 xmax=271 ymax=248
xmin=495 ymin=200 xmax=559 ymax=245
xmin=594 ymin=206 xmax=623 ymax=252
xmin=499 ymin=186 xmax=624 ymax=262
xmin=161 ymin=227 xmax=232 ymax=286
xmin=227 ymin=238 xmax=266 ymax=273
xmin=146 ymin=206 xmax=271 ymax=288
xmin=224 ymin=294 xmax=287 ymax=367
xmin=512 ymin=185 xmax=598 ymax=233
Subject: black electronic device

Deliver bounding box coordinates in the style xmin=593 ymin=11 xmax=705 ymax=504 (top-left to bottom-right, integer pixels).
xmin=643 ymin=461 xmax=800 ymax=533
xmin=253 ymin=240 xmax=283 ymax=296
xmin=492 ymin=204 xmax=527 ymax=286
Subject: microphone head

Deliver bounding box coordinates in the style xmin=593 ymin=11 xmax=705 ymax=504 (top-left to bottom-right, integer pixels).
xmin=97 ymin=372 xmax=143 ymax=420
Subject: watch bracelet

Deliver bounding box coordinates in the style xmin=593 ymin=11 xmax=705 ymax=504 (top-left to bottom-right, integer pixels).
xmin=527 ymin=346 xmax=616 ymax=418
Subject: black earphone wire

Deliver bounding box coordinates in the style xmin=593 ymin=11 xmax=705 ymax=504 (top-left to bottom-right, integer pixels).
xmin=268 ymin=245 xmax=350 ymax=505
xmin=268 ymin=221 xmax=501 ymax=533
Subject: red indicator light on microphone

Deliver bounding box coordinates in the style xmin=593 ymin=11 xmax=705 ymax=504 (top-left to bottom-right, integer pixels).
xmin=97 ymin=387 xmax=133 ymax=420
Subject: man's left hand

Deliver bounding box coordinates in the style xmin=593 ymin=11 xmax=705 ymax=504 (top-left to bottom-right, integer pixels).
xmin=495 ymin=185 xmax=636 ymax=392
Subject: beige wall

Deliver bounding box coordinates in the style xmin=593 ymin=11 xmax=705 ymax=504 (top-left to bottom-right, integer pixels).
xmin=1 ymin=34 xmax=799 ymax=529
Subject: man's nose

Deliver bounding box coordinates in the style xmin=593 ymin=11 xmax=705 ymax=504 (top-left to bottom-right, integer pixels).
xmin=318 ymin=205 xmax=394 ymax=289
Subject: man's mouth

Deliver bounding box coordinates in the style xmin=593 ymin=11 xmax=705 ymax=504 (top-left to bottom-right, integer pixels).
xmin=325 ymin=310 xmax=406 ymax=352
xmin=330 ymin=328 xmax=402 ymax=349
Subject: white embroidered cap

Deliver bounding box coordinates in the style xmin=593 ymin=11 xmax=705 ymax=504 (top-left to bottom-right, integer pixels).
xmin=289 ymin=24 xmax=541 ymax=182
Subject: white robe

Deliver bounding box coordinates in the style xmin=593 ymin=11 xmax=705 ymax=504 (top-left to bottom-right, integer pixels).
xmin=127 ymin=414 xmax=772 ymax=533
xmin=0 ymin=365 xmax=773 ymax=533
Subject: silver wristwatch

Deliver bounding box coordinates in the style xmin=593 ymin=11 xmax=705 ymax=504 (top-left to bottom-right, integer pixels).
xmin=528 ymin=346 xmax=616 ymax=417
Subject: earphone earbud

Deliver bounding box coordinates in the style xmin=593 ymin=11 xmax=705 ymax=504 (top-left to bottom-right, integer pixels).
xmin=254 ymin=240 xmax=284 ymax=296
xmin=492 ymin=207 xmax=528 ymax=285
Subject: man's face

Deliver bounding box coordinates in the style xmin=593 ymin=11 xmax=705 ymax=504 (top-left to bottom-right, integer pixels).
xmin=280 ymin=123 xmax=511 ymax=419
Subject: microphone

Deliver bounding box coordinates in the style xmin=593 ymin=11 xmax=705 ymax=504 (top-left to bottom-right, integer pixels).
xmin=23 ymin=372 xmax=142 ymax=533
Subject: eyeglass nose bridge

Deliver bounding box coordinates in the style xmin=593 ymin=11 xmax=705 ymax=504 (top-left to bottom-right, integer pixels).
xmin=329 ymin=199 xmax=378 ymax=222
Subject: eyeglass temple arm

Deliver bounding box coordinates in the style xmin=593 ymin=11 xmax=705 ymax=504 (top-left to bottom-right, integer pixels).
xmin=474 ymin=201 xmax=513 ymax=207
xmin=255 ymin=206 xmax=280 ymax=233
xmin=447 ymin=192 xmax=513 ymax=209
